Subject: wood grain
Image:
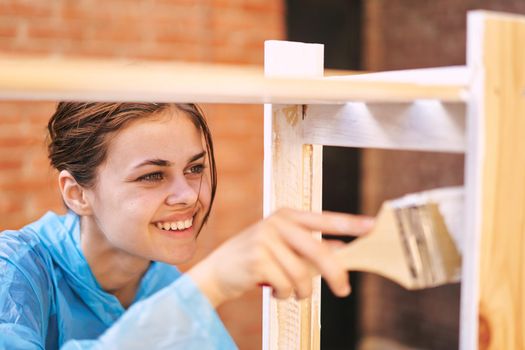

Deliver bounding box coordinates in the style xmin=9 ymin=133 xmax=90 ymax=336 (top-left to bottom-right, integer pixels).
xmin=471 ymin=11 xmax=525 ymax=350
xmin=0 ymin=57 xmax=465 ymax=104
xmin=264 ymin=105 xmax=323 ymax=350
xmin=263 ymin=41 xmax=324 ymax=350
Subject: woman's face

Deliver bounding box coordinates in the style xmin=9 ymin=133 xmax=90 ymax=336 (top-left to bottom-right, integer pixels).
xmin=83 ymin=108 xmax=212 ymax=265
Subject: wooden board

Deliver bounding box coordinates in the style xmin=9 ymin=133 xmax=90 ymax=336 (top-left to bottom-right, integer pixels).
xmin=263 ymin=41 xmax=323 ymax=350
xmin=303 ymin=101 xmax=466 ymax=153
xmin=0 ymin=56 xmax=465 ymax=104
xmin=464 ymin=11 xmax=525 ymax=350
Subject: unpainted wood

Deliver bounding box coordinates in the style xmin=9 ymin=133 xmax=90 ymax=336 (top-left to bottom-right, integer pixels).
xmin=470 ymin=11 xmax=525 ymax=350
xmin=337 ymin=202 xmax=412 ymax=287
xmin=265 ymin=105 xmax=322 ymax=350
xmin=0 ymin=57 xmax=465 ymax=104
xmin=263 ymin=40 xmax=324 ymax=350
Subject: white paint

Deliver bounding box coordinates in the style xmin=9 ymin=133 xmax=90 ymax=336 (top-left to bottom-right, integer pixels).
xmin=263 ymin=40 xmax=325 ymax=350
xmin=390 ymin=186 xmax=465 ymax=254
xmin=329 ymin=65 xmax=471 ymax=86
xmin=460 ymin=11 xmax=486 ymax=350
xmin=262 ymin=102 xmax=273 ymax=350
xmin=264 ymin=41 xmax=324 ymax=78
xmin=303 ymin=100 xmax=466 ymax=153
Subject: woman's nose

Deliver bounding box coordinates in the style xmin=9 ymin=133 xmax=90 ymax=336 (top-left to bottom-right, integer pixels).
xmin=165 ymin=176 xmax=199 ymax=206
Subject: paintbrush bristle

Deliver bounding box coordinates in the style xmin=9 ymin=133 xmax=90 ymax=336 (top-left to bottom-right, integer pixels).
xmin=393 ymin=202 xmax=461 ymax=289
xmin=336 ymin=187 xmax=463 ymax=290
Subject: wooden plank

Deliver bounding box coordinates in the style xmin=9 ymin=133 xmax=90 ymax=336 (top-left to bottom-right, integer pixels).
xmin=304 ymin=143 xmax=323 ymax=350
xmin=461 ymin=12 xmax=485 ymax=350
xmin=464 ymin=11 xmax=525 ymax=350
xmin=263 ymin=41 xmax=323 ymax=350
xmin=329 ymin=65 xmax=470 ymax=86
xmin=0 ymin=56 xmax=465 ymax=104
xmin=303 ymin=101 xmax=466 ymax=153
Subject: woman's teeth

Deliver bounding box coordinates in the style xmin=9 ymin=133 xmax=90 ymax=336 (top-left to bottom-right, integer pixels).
xmin=156 ymin=218 xmax=193 ymax=231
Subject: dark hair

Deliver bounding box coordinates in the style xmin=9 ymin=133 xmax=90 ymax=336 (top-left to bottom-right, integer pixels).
xmin=47 ymin=102 xmax=217 ymax=224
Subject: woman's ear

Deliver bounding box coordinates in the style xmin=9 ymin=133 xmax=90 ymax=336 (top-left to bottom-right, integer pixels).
xmin=58 ymin=170 xmax=93 ymax=216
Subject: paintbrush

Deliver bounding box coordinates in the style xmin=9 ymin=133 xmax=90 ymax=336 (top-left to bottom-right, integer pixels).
xmin=335 ymin=187 xmax=463 ymax=290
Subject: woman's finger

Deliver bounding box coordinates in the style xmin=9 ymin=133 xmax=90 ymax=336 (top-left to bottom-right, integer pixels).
xmin=270 ymin=216 xmax=350 ymax=297
xmin=259 ymin=251 xmax=295 ymax=299
xmin=275 ymin=208 xmax=375 ymax=237
xmin=263 ymin=231 xmax=315 ymax=299
xmin=324 ymin=239 xmax=346 ymax=251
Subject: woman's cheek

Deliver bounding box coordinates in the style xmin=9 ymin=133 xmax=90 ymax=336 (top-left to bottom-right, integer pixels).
xmin=117 ymin=200 xmax=151 ymax=237
xmin=199 ymin=178 xmax=212 ymax=208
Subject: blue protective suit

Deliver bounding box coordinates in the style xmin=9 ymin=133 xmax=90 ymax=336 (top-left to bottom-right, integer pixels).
xmin=0 ymin=211 xmax=237 ymax=349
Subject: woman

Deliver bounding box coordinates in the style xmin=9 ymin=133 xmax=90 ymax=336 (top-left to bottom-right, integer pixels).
xmin=0 ymin=102 xmax=374 ymax=349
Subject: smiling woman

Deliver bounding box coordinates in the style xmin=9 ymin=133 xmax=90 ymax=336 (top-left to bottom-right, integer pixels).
xmin=0 ymin=102 xmax=374 ymax=349
xmin=55 ymin=105 xmax=213 ymax=268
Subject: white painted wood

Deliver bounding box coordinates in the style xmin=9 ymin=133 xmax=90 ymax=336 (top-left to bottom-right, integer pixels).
xmin=262 ymin=101 xmax=273 ymax=350
xmin=329 ymin=65 xmax=470 ymax=87
xmin=263 ymin=40 xmax=324 ymax=350
xmin=461 ymin=11 xmax=485 ymax=350
xmin=0 ymin=56 xmax=465 ymax=104
xmin=303 ymin=101 xmax=466 ymax=153
xmin=264 ymin=41 xmax=324 ymax=78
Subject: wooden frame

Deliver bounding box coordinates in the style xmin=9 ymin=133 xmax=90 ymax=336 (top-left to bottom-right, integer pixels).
xmin=262 ymin=40 xmax=324 ymax=350
xmin=464 ymin=11 xmax=525 ymax=350
xmin=0 ymin=10 xmax=523 ymax=350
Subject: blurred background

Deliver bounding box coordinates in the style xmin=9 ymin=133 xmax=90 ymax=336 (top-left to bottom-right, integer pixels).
xmin=1 ymin=1 xmax=525 ymax=349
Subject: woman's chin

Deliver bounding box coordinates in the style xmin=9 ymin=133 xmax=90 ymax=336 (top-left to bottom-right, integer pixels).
xmin=156 ymin=245 xmax=197 ymax=266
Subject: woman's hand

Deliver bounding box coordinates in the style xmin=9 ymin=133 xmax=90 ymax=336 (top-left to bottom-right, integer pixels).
xmin=187 ymin=208 xmax=374 ymax=307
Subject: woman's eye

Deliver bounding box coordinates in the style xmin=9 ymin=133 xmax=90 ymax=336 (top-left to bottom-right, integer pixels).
xmin=137 ymin=172 xmax=164 ymax=182
xmin=186 ymin=164 xmax=205 ymax=175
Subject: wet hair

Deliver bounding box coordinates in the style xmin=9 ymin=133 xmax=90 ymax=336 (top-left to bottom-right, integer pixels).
xmin=47 ymin=102 xmax=217 ymax=225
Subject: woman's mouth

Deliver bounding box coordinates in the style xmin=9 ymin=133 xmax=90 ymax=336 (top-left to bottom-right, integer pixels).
xmin=155 ymin=217 xmax=193 ymax=231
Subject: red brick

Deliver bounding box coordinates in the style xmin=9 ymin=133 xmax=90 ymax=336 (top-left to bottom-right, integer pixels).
xmin=0 ymin=136 xmax=40 ymax=148
xmin=154 ymin=28 xmax=205 ymax=46
xmin=27 ymin=20 xmax=86 ymax=41
xmin=59 ymin=1 xmax=144 ymax=22
xmin=146 ymin=2 xmax=203 ymax=23
xmin=132 ymin=43 xmax=205 ymax=62
xmin=0 ymin=1 xmax=53 ymax=17
xmin=0 ymin=178 xmax=49 ymax=191
xmin=89 ymin=19 xmax=148 ymax=42
xmin=0 ymin=159 xmax=22 ymax=170
xmin=0 ymin=40 xmax=59 ymax=55
xmin=0 ymin=194 xmax=23 ymax=213
xmin=0 ymin=21 xmax=17 ymax=38
xmin=212 ymin=0 xmax=282 ymax=13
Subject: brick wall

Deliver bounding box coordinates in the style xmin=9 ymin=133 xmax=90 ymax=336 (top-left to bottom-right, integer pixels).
xmin=0 ymin=1 xmax=284 ymax=349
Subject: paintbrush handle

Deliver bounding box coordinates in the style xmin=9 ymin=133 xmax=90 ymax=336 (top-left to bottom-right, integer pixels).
xmin=334 ymin=204 xmax=417 ymax=289
xmin=334 ymin=199 xmax=462 ymax=290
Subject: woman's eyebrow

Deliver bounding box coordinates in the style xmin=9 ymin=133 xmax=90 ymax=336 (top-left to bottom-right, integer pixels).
xmin=133 ymin=159 xmax=172 ymax=169
xmin=132 ymin=151 xmax=206 ymax=170
xmin=188 ymin=151 xmax=206 ymax=163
